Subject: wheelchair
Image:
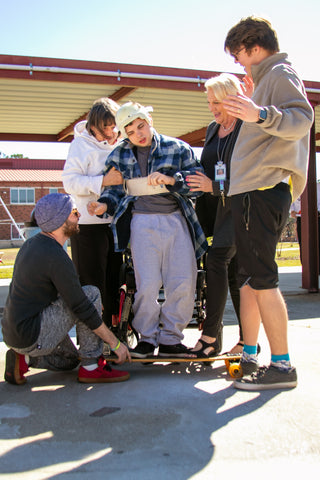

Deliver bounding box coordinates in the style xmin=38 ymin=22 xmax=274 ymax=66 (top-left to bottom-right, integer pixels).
xmin=112 ymin=248 xmax=207 ymax=347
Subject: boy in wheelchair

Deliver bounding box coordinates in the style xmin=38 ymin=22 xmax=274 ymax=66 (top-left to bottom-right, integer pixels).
xmin=88 ymin=102 xmax=207 ymax=358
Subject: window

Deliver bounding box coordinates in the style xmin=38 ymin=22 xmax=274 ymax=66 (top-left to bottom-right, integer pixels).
xmin=10 ymin=188 xmax=35 ymax=204
xmin=49 ymin=188 xmax=59 ymax=194
xmin=11 ymin=223 xmax=25 ymax=240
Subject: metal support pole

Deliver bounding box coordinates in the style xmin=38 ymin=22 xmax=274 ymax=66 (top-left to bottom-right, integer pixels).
xmin=0 ymin=196 xmax=26 ymax=241
xmin=301 ymin=120 xmax=319 ymax=292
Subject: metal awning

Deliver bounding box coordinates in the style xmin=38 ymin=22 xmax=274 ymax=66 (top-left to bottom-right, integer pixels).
xmin=0 ymin=54 xmax=319 ymax=292
xmin=1 ymin=54 xmax=319 ymax=149
xmin=0 ymin=169 xmax=62 ymax=182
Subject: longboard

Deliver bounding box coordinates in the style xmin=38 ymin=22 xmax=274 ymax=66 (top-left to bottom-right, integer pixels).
xmin=106 ymin=354 xmax=243 ymax=378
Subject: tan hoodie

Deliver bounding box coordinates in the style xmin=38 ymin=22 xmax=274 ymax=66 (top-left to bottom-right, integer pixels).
xmin=229 ymin=53 xmax=314 ymax=202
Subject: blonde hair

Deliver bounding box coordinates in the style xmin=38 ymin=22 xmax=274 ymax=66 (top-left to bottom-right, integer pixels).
xmin=205 ymin=73 xmax=242 ymax=102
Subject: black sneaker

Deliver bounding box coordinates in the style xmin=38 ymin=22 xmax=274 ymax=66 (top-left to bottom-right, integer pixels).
xmin=240 ymin=358 xmax=259 ymax=376
xmin=158 ymin=343 xmax=193 ymax=358
xmin=234 ymin=365 xmax=298 ymax=391
xmin=129 ymin=341 xmax=155 ymax=359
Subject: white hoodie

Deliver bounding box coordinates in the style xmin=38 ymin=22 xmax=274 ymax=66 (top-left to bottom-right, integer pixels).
xmin=62 ymin=121 xmax=121 ymax=224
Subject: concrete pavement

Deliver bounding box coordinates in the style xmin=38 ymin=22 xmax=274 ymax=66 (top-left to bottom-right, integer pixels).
xmin=0 ymin=268 xmax=319 ymax=479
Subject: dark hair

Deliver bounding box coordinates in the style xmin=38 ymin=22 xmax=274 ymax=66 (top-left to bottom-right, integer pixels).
xmin=224 ymin=16 xmax=279 ymax=55
xmin=86 ymin=97 xmax=120 ymax=136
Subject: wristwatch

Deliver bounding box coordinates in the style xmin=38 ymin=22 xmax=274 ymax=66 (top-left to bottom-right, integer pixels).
xmin=257 ymin=108 xmax=267 ymax=124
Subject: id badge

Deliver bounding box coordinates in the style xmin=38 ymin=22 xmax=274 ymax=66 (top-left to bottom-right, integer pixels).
xmin=215 ymin=162 xmax=226 ymax=181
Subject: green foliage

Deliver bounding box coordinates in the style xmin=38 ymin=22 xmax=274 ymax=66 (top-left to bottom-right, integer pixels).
xmin=10 ymin=153 xmax=26 ymax=158
xmin=0 ymin=244 xmax=301 ymax=280
xmin=275 ymin=242 xmax=301 ymax=266
xmin=0 ymin=266 xmax=14 ymax=278
xmin=0 ymin=152 xmax=27 ymax=158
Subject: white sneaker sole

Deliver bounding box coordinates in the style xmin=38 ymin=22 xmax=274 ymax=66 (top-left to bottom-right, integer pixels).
xmin=233 ymin=379 xmax=298 ymax=391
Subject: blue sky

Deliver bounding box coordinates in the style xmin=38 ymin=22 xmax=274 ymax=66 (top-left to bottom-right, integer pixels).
xmin=0 ymin=0 xmax=319 ymax=173
xmin=2 ymin=0 xmax=319 ymax=79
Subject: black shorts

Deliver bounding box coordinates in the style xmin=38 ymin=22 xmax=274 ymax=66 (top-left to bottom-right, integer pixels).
xmin=231 ymin=183 xmax=292 ymax=290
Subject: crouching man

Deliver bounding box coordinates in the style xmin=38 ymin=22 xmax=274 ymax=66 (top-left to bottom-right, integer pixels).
xmin=2 ymin=193 xmax=130 ymax=385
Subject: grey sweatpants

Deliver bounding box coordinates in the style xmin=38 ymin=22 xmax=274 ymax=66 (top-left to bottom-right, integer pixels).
xmin=130 ymin=212 xmax=197 ymax=346
xmin=13 ymin=285 xmax=103 ymax=369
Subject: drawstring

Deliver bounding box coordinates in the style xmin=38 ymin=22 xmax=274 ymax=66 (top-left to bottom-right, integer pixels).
xmin=243 ymin=193 xmax=250 ymax=231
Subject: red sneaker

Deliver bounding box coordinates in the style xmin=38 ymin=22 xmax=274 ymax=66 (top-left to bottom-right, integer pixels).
xmin=4 ymin=349 xmax=29 ymax=385
xmin=98 ymin=356 xmax=107 ymax=367
xmin=78 ymin=362 xmax=129 ymax=383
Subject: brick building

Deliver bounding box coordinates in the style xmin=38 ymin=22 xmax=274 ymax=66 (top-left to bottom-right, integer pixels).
xmin=0 ymin=158 xmax=65 ymax=246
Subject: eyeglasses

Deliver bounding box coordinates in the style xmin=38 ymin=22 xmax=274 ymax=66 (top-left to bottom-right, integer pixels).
xmin=71 ymin=208 xmax=80 ymax=218
xmin=232 ymin=47 xmax=246 ymax=62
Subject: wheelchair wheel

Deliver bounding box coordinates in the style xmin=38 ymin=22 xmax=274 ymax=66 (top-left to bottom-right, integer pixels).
xmin=118 ymin=287 xmax=138 ymax=348
xmin=192 ymin=269 xmax=206 ymax=330
xmin=125 ymin=326 xmax=138 ymax=349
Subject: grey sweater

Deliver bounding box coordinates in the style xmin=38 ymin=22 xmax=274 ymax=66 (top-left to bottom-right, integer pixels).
xmin=229 ymin=53 xmax=314 ymax=202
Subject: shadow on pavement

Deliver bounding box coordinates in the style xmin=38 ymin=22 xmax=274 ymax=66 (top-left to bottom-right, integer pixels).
xmin=0 ymin=363 xmax=282 ymax=479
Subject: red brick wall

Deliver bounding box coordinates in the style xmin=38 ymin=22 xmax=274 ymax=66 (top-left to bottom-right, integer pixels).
xmin=0 ymin=181 xmax=65 ymax=240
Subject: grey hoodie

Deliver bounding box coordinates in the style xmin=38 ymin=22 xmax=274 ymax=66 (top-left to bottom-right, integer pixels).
xmin=229 ymin=53 xmax=314 ymax=202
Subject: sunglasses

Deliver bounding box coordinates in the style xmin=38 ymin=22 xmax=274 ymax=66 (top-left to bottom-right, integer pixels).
xmin=71 ymin=208 xmax=80 ymax=218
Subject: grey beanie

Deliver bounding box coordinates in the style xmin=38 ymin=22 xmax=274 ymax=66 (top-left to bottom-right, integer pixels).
xmin=34 ymin=193 xmax=74 ymax=232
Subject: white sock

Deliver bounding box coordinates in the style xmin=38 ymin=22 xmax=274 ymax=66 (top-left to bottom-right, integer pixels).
xmin=271 ymin=360 xmax=291 ymax=371
xmin=82 ymin=363 xmax=98 ymax=371
xmin=242 ymin=351 xmax=258 ymax=363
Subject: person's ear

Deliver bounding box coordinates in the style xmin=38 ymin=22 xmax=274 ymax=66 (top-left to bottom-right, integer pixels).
xmin=252 ymin=45 xmax=260 ymax=55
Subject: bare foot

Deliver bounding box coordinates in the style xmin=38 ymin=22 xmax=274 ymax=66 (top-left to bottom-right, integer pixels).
xmin=228 ymin=341 xmax=244 ymax=355
xmin=191 ymin=336 xmax=218 ymax=357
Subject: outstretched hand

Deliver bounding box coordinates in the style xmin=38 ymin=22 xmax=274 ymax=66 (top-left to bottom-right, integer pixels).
xmin=112 ymin=342 xmax=132 ymax=364
xmin=87 ymin=201 xmax=107 ymax=216
xmin=93 ymin=323 xmax=131 ymax=364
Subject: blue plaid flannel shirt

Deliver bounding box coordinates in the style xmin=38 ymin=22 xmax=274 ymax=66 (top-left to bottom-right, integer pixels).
xmin=99 ymin=129 xmax=208 ymax=259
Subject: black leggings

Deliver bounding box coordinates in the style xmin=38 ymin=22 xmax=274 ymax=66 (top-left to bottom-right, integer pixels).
xmin=70 ymin=224 xmax=123 ymax=327
xmin=203 ymin=245 xmax=242 ymax=340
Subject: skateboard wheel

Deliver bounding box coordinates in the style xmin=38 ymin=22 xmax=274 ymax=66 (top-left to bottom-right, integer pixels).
xmin=228 ymin=363 xmax=243 ymax=378
xmin=203 ymin=361 xmax=213 ymax=366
